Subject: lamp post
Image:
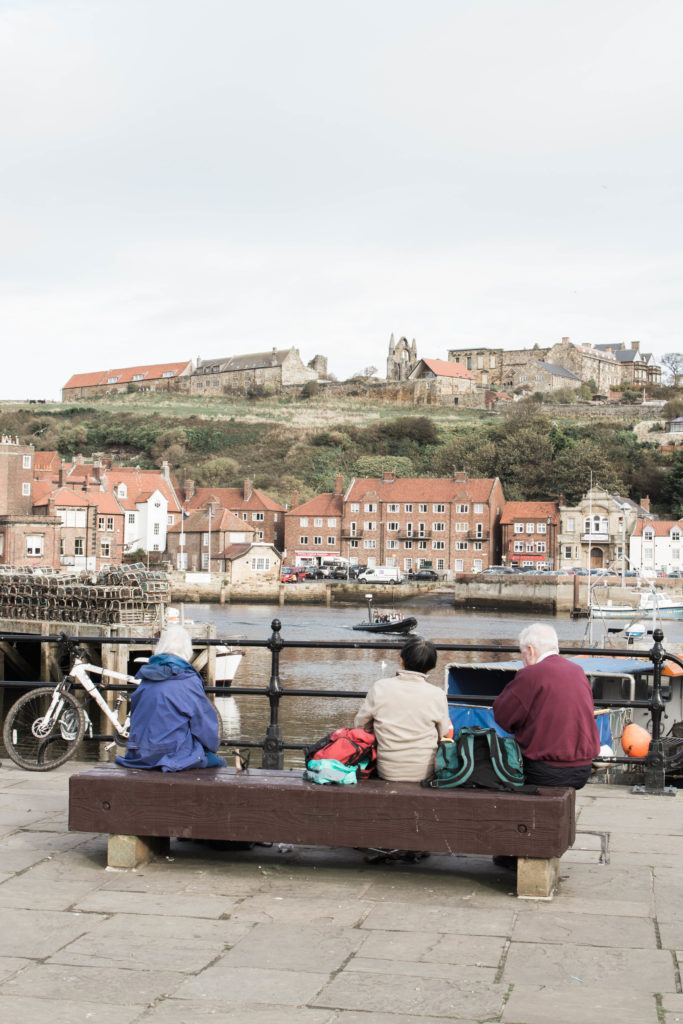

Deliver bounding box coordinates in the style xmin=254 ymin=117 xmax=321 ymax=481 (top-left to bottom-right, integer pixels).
xmin=207 ymin=504 xmax=213 ymax=576
xmin=546 ymin=515 xmax=554 ymax=570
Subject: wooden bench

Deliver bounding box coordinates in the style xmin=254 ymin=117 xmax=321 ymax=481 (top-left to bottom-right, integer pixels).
xmin=68 ymin=766 xmax=576 ymax=899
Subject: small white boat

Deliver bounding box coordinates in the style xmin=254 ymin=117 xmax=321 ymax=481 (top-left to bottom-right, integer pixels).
xmin=592 ymin=592 xmax=683 ymax=620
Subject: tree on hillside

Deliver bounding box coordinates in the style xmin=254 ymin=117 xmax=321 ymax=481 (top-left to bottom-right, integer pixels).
xmin=354 ymin=455 xmax=415 ymax=478
xmin=662 ymin=352 xmax=683 ymax=387
xmin=193 ymin=457 xmax=240 ymax=486
xmin=550 ymin=439 xmax=626 ymax=505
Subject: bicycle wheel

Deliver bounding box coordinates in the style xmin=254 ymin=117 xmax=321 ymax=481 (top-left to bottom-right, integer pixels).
xmin=3 ymin=687 xmax=86 ymax=771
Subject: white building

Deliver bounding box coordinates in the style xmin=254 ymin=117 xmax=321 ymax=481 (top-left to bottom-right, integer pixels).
xmin=629 ymin=519 xmax=683 ymax=574
xmin=106 ymin=466 xmax=183 ymax=556
xmin=558 ymin=488 xmax=650 ymax=572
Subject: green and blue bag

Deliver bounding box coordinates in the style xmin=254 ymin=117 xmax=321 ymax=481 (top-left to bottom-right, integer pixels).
xmin=424 ymin=726 xmax=525 ymax=792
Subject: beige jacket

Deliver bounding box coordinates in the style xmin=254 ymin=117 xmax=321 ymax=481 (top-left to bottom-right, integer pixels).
xmin=354 ymin=669 xmax=452 ymax=783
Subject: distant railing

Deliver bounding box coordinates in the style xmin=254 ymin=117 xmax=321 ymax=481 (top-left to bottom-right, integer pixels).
xmin=0 ymin=623 xmax=682 ymax=793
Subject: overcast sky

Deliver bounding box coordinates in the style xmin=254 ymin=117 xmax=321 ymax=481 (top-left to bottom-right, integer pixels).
xmin=1 ymin=0 xmax=682 ymax=400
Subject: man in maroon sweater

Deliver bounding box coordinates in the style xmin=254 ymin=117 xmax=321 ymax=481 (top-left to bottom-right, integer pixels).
xmin=493 ymin=623 xmax=600 ymax=789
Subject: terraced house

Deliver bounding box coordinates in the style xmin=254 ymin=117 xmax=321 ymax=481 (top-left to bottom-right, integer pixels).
xmin=339 ymin=472 xmax=505 ymax=577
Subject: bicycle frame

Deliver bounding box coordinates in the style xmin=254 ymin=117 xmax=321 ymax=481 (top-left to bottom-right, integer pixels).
xmin=68 ymin=659 xmax=139 ymax=740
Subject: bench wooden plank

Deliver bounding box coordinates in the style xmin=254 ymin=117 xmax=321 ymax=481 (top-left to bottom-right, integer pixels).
xmin=69 ymin=766 xmax=575 ymax=872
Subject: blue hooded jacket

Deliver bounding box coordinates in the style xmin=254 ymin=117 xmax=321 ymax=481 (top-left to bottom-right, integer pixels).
xmin=115 ymin=654 xmax=220 ymax=772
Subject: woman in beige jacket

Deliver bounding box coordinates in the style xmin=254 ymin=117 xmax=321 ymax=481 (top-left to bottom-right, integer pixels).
xmin=354 ymin=637 xmax=452 ymax=783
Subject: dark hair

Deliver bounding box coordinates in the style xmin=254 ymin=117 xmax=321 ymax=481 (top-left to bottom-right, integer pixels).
xmin=400 ymin=635 xmax=437 ymax=674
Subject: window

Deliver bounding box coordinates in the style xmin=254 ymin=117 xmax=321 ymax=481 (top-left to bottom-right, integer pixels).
xmin=473 ymin=541 xmax=483 ymax=550
xmin=128 ymin=513 xmax=136 ymax=524
xmin=364 ymin=521 xmax=376 ymax=531
xmin=432 ymin=540 xmax=445 ymax=550
xmin=251 ymin=557 xmax=270 ymax=571
xmin=405 ymin=522 xmax=413 ymax=536
xmin=387 ymin=504 xmax=399 ymax=513
xmin=526 ymin=523 xmax=535 ymax=533
xmin=364 ymin=503 xmax=376 ymax=513
xmin=314 ymin=536 xmax=322 ymax=545
xmin=107 ymin=516 xmax=114 ymax=531
xmin=201 ymin=553 xmax=209 ymax=569
xmin=300 ymin=535 xmax=308 ymax=544
xmin=536 ymin=541 xmax=546 ymax=553
xmin=327 ymin=518 xmax=337 ymax=527
xmin=404 ymin=504 xmax=413 ymax=513
xmin=433 ymin=504 xmax=446 ymax=513
xmin=417 ymin=540 xmax=428 ymax=550
xmin=253 ymin=512 xmax=265 ymax=522
xmin=564 ymin=545 xmax=573 ymax=559
xmin=153 ymin=523 xmax=160 ymax=536
xmin=242 ymin=512 xmax=248 ymax=520
xmin=474 ymin=524 xmax=483 ymax=538
xmin=513 ymin=540 xmax=524 ymax=553
xmin=387 ymin=521 xmax=399 ymax=532
xmin=538 ymin=522 xmax=547 ymax=534
xmin=456 ymin=504 xmax=469 ymax=514
xmin=351 ymin=503 xmax=360 ymax=513
xmin=364 ymin=539 xmax=376 ymax=549
xmin=433 ymin=522 xmax=445 ymax=532
xmin=349 ymin=538 xmax=359 ymax=548
xmin=404 ymin=558 xmax=413 ymax=570
xmin=167 ymin=514 xmax=174 ymax=526
xmin=132 ymin=374 xmax=144 ymax=381
xmin=566 ymin=518 xmax=575 ymax=532
xmin=98 ymin=516 xmax=105 ymax=530
xmin=526 ymin=542 xmax=535 ymax=552
xmin=473 ymin=558 xmax=483 ymax=572
xmin=419 ymin=504 xmax=427 ymax=513
xmin=454 ymin=559 xmax=464 ymax=573
xmin=274 ymin=513 xmax=279 ymax=522
xmin=436 ymin=559 xmax=445 ymax=571
xmin=22 ymin=482 xmax=31 ymax=496
xmin=74 ymin=538 xmax=84 ymax=555
xmin=477 ymin=354 xmax=484 ymax=369
xmin=474 ymin=503 xmax=484 ymax=513
xmin=300 ymin=517 xmax=309 ymax=527
xmin=514 ymin=523 xmax=524 ymax=534
xmin=25 ymin=535 xmax=43 ymax=556
xmin=107 ymin=376 xmax=119 ymax=384
xmin=22 ymin=454 xmax=31 ymax=469
xmin=314 ymin=517 xmax=323 ymax=527
xmin=417 ymin=523 xmax=426 ymax=536
xmin=350 ymin=521 xmax=357 ymax=536
xmin=404 ymin=539 xmax=413 ymax=549
xmin=671 ymin=530 xmax=681 ymax=542
xmin=644 ymin=529 xmax=654 ymax=541
xmin=387 ymin=540 xmax=399 ymax=550
xmin=162 ymin=370 xmax=175 ymax=378
xmin=327 ymin=536 xmax=335 ymax=545
xmin=101 ymin=541 xmax=111 ymax=557
xmin=256 ymin=531 xmax=264 ymax=540
xmin=202 ymin=533 xmax=209 ymax=547
xmin=455 ymin=522 xmax=468 ymax=532
xmin=456 ymin=541 xmax=468 ymax=550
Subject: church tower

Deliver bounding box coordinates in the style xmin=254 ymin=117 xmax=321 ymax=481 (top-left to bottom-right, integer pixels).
xmin=386 ymin=334 xmax=418 ymax=381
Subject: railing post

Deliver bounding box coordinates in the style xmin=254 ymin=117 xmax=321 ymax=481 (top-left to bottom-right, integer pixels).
xmin=262 ymin=618 xmax=284 ymax=769
xmin=641 ymin=627 xmax=671 ymax=794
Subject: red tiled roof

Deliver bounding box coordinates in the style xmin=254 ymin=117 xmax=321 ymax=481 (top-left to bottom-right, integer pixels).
xmin=31 ymin=481 xmax=54 ymax=506
xmin=418 ymin=359 xmax=475 ymax=380
xmin=287 ymin=493 xmax=343 ymax=517
xmin=35 ymin=486 xmax=124 ymax=515
xmin=167 ymin=508 xmax=255 ymax=534
xmin=216 ymin=543 xmax=253 ymax=561
xmin=63 ymin=361 xmax=191 ymax=390
xmin=187 ymin=486 xmax=285 ymax=513
xmin=33 ymin=451 xmax=59 ymax=471
xmin=632 ymin=518 xmax=683 ymax=538
xmin=500 ymin=501 xmax=560 ymax=525
xmin=105 ymin=468 xmax=182 ymax=514
xmin=345 ymin=477 xmax=498 ymax=504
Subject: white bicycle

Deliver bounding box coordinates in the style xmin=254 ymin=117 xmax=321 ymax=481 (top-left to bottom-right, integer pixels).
xmin=2 ymin=654 xmax=138 ymax=771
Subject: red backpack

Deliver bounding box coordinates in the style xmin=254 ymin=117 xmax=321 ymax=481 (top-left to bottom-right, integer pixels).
xmin=304 ymin=727 xmax=377 ymax=778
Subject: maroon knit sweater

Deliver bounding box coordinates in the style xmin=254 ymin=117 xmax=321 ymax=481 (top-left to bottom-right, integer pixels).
xmin=492 ymin=654 xmax=600 ymax=767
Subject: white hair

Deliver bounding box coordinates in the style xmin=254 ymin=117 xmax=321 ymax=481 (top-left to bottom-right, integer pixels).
xmin=154 ymin=624 xmax=194 ymax=663
xmin=518 ymin=623 xmax=559 ymax=657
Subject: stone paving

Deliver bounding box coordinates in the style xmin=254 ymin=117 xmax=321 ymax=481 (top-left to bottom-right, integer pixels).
xmin=0 ymin=762 xmax=682 ymax=1023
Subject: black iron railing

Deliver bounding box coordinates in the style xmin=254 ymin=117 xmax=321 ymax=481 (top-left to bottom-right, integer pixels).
xmin=1 ymin=621 xmax=682 ymax=791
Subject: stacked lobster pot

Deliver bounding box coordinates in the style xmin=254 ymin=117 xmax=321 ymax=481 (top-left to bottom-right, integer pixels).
xmin=0 ymin=563 xmax=169 ymax=625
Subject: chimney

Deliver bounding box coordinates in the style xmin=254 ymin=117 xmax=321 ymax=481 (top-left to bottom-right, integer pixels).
xmin=561 ymin=337 xmax=571 ymax=345
xmin=185 ymin=478 xmax=195 ymax=501
xmin=290 ymin=490 xmax=300 ymax=509
xmin=58 ymin=461 xmax=65 ymax=487
xmin=334 ymin=473 xmax=344 ymax=495
xmin=453 ymin=470 xmax=468 ymax=482
xmin=641 ymin=495 xmax=651 ymax=513
xmin=244 ymin=478 xmax=253 ymax=501
xmin=382 ymin=471 xmax=395 ymax=483
xmin=631 ymin=340 xmax=640 ymax=352
xmin=160 ymin=460 xmax=171 ymax=482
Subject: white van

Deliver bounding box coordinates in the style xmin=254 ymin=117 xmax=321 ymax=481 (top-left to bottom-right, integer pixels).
xmin=357 ymin=565 xmax=403 ymax=584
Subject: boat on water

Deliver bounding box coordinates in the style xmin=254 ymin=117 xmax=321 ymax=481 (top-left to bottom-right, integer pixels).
xmin=352 ymin=612 xmax=418 ymax=635
xmin=592 ymin=591 xmax=683 ymax=620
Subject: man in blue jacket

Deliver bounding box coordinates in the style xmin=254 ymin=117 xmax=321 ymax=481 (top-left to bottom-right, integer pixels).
xmin=116 ymin=624 xmax=225 ymax=772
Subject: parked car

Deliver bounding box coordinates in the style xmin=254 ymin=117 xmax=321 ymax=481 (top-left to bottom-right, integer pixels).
xmin=280 ymin=566 xmax=306 ymax=583
xmin=348 ymin=565 xmax=364 ymax=580
xmin=407 ymin=569 xmax=439 ymax=582
xmin=303 ymin=567 xmax=326 ymax=580
xmin=331 ymin=566 xmax=349 ymax=579
xmin=481 ymin=566 xmax=516 ymax=575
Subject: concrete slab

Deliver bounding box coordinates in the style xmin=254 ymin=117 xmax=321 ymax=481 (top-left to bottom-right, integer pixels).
xmin=503 ymin=940 xmax=677 ymax=992
xmin=73 ymin=889 xmax=238 ymax=918
xmin=358 ymin=928 xmax=506 ymax=967
xmin=511 ymin=909 xmax=658 ymax=948
xmin=141 ymin=1003 xmax=335 ymax=1024
xmin=0 ymin=994 xmax=146 ymax=1024
xmin=361 ymin=901 xmax=515 ymax=936
xmin=173 ymin=963 xmax=330 ymax=1006
xmin=502 ymin=985 xmax=659 ymax=1024
xmin=347 ymin=956 xmax=497 ymax=984
xmin=0 ymin=957 xmax=31 ymax=984
xmin=0 ymin=962 xmax=186 ymax=1005
xmin=231 ymin=893 xmax=371 ymax=927
xmin=0 ymin=907 xmax=107 ymax=958
xmin=221 ymin=922 xmax=366 ymax=972
xmin=312 ymin=969 xmax=508 ymax=1019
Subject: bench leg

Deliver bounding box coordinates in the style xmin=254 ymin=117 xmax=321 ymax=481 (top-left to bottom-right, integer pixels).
xmin=517 ymin=856 xmax=560 ymax=899
xmin=108 ymin=834 xmax=170 ymax=869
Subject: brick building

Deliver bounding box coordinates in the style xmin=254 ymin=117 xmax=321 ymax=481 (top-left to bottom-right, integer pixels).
xmin=166 ymin=505 xmax=254 ymax=571
xmin=33 ymin=487 xmax=125 ymax=571
xmin=500 ymin=501 xmax=560 ymax=569
xmin=284 ymin=478 xmax=345 ymax=566
xmin=62 ymin=361 xmax=192 ymax=401
xmin=0 ymin=438 xmax=62 ymax=568
xmin=339 ymin=472 xmax=505 ymax=576
xmin=0 ymin=436 xmax=35 ymax=515
xmin=184 ymin=480 xmax=285 ymax=550
xmin=190 ymin=348 xmax=319 ymax=395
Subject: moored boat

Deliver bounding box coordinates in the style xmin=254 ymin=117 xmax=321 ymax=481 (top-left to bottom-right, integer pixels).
xmin=353 ymin=613 xmax=417 ymax=635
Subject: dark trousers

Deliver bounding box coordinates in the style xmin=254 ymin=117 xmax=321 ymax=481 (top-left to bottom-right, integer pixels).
xmin=523 ymin=758 xmax=592 ymax=790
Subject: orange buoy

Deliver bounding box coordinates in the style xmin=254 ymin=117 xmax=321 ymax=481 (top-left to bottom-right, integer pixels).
xmin=621 ymin=723 xmax=651 ymax=758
